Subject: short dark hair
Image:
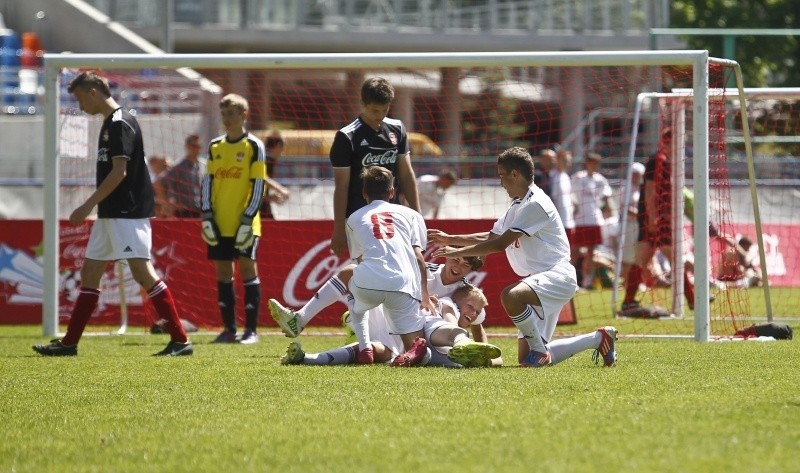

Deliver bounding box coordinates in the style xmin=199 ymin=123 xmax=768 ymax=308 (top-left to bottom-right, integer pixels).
xmin=439 ymin=170 xmax=458 ymax=182
xmin=738 ymin=236 xmax=753 ymax=250
xmin=361 ymin=77 xmax=394 ymax=105
xmin=265 ymin=136 xmax=284 ymax=148
xmin=497 ymin=147 xmax=535 ymax=182
xmin=463 ymin=255 xmax=484 ymax=271
xmin=361 ymin=166 xmax=394 ymax=200
xmin=67 ymin=71 xmax=112 ymax=97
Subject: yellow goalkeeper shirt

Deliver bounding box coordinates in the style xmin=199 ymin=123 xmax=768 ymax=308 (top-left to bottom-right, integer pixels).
xmin=203 ymin=132 xmax=267 ymax=237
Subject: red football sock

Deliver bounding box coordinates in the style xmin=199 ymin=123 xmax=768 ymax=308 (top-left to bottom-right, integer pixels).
xmin=684 ymin=269 xmax=695 ymax=308
xmin=624 ymin=265 xmax=642 ymax=304
xmin=148 ymin=280 xmax=188 ymax=343
xmin=61 ymin=287 xmax=101 ymax=346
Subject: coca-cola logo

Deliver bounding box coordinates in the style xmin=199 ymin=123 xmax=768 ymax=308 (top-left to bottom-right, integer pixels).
xmin=283 ymin=240 xmax=350 ymax=306
xmin=214 ymin=167 xmax=243 ymax=179
xmin=362 ymin=150 xmax=398 ymax=167
xmin=62 ymin=243 xmax=87 ymax=261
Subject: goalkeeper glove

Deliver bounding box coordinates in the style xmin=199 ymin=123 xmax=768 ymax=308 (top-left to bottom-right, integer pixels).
xmin=201 ymin=212 xmax=220 ymax=247
xmin=234 ymin=216 xmax=255 ymax=250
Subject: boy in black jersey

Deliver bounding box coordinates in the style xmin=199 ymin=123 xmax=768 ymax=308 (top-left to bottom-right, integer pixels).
xmin=33 ymin=71 xmax=192 ymax=357
xmin=328 ymin=77 xmax=421 ymax=257
xmin=200 ymin=94 xmax=269 ymax=344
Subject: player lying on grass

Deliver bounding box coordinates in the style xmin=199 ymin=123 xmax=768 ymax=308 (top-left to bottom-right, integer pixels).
xmin=281 ymin=285 xmax=502 ymax=368
xmin=269 ymin=254 xmax=487 ymax=341
xmin=429 ymin=146 xmax=617 ymax=367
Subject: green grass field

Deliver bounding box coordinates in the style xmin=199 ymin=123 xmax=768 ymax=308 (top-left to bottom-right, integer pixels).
xmin=2 ymin=325 xmax=799 ymax=473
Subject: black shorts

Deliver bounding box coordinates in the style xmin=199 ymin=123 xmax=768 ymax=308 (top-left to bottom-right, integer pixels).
xmin=207 ymin=236 xmax=259 ymax=261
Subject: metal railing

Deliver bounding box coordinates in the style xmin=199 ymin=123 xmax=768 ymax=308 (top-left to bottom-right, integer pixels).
xmin=83 ymin=0 xmax=669 ymax=34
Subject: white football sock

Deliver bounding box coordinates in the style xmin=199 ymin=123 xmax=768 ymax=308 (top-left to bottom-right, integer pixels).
xmin=510 ymin=305 xmax=548 ymax=353
xmin=452 ymin=333 xmax=470 ymax=346
xmin=548 ymin=331 xmax=600 ymax=365
xmin=304 ymin=346 xmax=357 ymax=365
xmin=297 ymin=276 xmax=349 ymax=326
xmin=351 ymin=309 xmax=370 ymax=351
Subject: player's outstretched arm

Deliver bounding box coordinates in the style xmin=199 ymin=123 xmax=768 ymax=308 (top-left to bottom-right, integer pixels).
xmin=432 ymin=231 xmax=509 ymax=259
xmin=427 ymin=229 xmax=490 ymax=247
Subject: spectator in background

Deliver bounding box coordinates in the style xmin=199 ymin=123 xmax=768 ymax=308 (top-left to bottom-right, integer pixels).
xmin=148 ymin=155 xmax=171 ymax=218
xmin=570 ymin=152 xmax=613 ymax=289
xmin=328 ymin=76 xmax=420 ymax=258
xmin=621 ymin=127 xmax=697 ymax=312
xmin=535 ymin=148 xmax=556 ymax=198
xmin=717 ymin=235 xmax=762 ymax=289
xmin=550 ymin=148 xmax=575 ymax=242
xmin=161 ymin=134 xmax=203 ymax=218
xmin=260 ymin=130 xmax=290 ymax=219
xmin=619 ymin=162 xmax=646 ymax=281
xmin=417 ymin=170 xmax=457 ymax=219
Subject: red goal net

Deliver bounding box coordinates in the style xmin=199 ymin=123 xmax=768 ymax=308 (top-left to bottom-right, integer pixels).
xmin=32 ymin=55 xmax=795 ymax=339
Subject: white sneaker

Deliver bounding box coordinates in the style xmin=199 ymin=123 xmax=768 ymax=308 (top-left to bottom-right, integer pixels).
xmin=268 ymin=298 xmax=302 ymax=338
xmin=239 ymin=330 xmax=259 ymax=345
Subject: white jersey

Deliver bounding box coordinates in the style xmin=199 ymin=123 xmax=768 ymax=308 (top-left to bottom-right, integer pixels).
xmin=491 ymin=185 xmax=572 ymax=276
xmin=425 ymin=263 xmax=485 ymax=325
xmin=570 ymin=170 xmax=612 ymax=226
xmin=417 ymin=174 xmax=445 ymax=218
xmin=347 ymin=199 xmax=427 ymax=299
xmin=549 ymin=169 xmax=575 ymax=229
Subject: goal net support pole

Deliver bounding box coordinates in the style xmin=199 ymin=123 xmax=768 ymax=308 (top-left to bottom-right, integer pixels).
xmin=615 ymin=81 xmax=781 ymax=338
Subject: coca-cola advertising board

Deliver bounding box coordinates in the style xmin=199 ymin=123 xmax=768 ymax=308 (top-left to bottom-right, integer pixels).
xmin=0 ymin=219 xmax=797 ymax=326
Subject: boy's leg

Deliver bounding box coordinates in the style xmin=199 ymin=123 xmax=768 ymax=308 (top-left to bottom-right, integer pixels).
xmin=59 ymin=259 xmax=107 ymax=346
xmin=129 ymin=259 xmax=189 ymax=344
xmin=296 ymin=265 xmax=354 ymax=328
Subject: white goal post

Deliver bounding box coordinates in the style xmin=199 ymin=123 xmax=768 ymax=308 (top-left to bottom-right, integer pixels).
xmin=41 ymin=50 xmax=742 ymax=341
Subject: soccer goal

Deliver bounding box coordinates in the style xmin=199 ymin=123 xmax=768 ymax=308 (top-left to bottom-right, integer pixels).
xmin=41 ymin=50 xmax=753 ymax=341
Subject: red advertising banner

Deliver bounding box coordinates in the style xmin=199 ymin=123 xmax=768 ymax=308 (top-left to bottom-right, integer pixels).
xmin=1 ymin=219 xmax=797 ymax=327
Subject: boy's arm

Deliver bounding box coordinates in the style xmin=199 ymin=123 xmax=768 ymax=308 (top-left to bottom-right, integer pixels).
xmin=397 ymin=153 xmax=420 ymax=213
xmin=331 ymin=167 xmax=351 ymax=257
xmin=69 ymin=156 xmax=126 ymax=225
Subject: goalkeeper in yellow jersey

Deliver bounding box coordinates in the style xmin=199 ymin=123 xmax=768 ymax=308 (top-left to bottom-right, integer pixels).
xmin=200 ymin=93 xmax=268 ymax=344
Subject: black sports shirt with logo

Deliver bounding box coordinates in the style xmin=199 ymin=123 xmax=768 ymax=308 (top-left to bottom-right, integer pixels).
xmin=96 ymin=108 xmax=154 ymax=218
xmin=329 ymin=116 xmax=410 ymax=217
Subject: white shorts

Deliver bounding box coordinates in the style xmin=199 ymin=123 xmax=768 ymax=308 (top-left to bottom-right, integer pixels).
xmin=423 ymin=315 xmax=449 ymax=341
xmin=345 ymin=305 xmax=404 ymax=358
xmin=85 ymin=218 xmax=152 ymax=261
xmin=517 ymin=263 xmax=578 ymax=342
xmin=622 ymin=219 xmax=639 ymax=264
xmin=350 ymin=285 xmax=424 ymax=335
xmin=423 ymin=315 xmax=469 ymax=356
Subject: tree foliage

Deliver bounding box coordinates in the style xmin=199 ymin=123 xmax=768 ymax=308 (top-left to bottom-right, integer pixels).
xmin=671 ymin=1 xmax=799 ymax=87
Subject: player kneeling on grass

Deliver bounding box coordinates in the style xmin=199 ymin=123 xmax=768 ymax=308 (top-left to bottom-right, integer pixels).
xmin=429 ymin=147 xmax=617 ymax=367
xmin=346 ymin=166 xmax=436 ymax=366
